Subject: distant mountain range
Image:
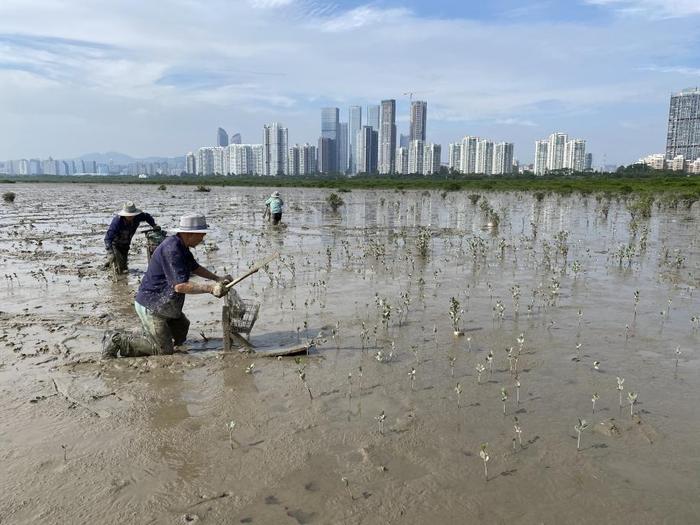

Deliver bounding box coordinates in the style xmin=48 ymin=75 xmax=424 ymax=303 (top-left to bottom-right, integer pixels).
xmin=78 ymin=152 xmax=184 ymax=164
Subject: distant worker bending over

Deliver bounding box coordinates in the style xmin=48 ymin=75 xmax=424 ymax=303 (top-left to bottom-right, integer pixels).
xmin=102 ymin=214 xmax=232 ymax=358
xmin=105 ymin=201 xmax=160 ymax=274
xmin=265 ymin=191 xmax=284 ymax=225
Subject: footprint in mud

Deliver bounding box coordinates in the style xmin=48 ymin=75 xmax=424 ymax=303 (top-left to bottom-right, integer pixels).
xmin=265 ymin=495 xmax=280 ymax=505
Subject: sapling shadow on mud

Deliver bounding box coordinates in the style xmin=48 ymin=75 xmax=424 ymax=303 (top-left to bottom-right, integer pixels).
xmin=574 ymin=418 xmax=589 ymax=451
xmin=479 ymin=443 xmax=490 ymax=481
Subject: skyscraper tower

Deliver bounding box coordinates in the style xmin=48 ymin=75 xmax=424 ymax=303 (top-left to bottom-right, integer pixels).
xmin=546 ymin=132 xmax=568 ymax=171
xmin=263 ymin=123 xmax=288 ymax=176
xmin=409 ymin=101 xmax=427 ymax=142
xmin=338 ymin=122 xmax=348 ymax=173
xmin=321 ymin=107 xmax=339 ymax=172
xmin=348 ymin=106 xmax=362 ymax=174
xmin=378 ymin=99 xmax=396 ymax=174
xmin=666 ymin=88 xmax=700 ymax=161
xmin=356 ymin=126 xmax=378 ymax=174
xmin=217 ymin=127 xmax=229 ymax=147
xmin=367 ymin=105 xmax=380 ymax=131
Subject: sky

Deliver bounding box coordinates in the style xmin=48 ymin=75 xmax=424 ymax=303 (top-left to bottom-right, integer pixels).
xmin=1 ymin=0 xmax=699 ymax=165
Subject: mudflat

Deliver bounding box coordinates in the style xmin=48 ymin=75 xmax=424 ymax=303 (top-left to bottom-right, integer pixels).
xmin=1 ymin=183 xmax=699 ymax=524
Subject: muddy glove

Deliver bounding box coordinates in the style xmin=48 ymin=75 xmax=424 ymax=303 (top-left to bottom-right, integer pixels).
xmin=211 ymin=282 xmax=230 ymax=298
xmin=220 ymin=274 xmax=233 ymax=283
xmin=105 ymin=248 xmax=115 ymax=265
xmin=153 ymin=225 xmax=161 ymax=232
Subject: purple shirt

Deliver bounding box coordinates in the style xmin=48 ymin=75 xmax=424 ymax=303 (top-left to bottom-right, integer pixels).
xmin=135 ymin=235 xmax=200 ymax=318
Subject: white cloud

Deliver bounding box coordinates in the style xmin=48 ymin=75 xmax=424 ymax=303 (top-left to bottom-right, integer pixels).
xmin=585 ymin=0 xmax=700 ymax=18
xmin=0 ymin=1 xmax=697 ymax=163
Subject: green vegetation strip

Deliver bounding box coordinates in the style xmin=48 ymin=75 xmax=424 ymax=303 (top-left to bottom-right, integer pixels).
xmin=4 ymin=168 xmax=700 ymax=196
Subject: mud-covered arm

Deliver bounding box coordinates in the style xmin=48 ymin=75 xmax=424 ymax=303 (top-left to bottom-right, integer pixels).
xmin=104 ymin=216 xmax=119 ymax=250
xmin=141 ymin=212 xmax=157 ymax=228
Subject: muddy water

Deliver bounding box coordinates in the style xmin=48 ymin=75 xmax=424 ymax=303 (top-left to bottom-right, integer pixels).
xmin=1 ymin=183 xmax=700 ymax=524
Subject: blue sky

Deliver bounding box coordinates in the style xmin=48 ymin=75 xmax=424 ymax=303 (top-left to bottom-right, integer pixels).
xmin=1 ymin=0 xmax=699 ymax=165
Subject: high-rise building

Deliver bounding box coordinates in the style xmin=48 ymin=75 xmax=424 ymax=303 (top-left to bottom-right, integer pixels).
xmin=299 ymin=143 xmax=317 ymax=175
xmin=492 ymin=142 xmax=514 ymax=175
xmin=186 ymin=152 xmax=196 ymax=174
xmin=338 ymin=122 xmax=348 ymax=173
xmin=217 ymin=127 xmax=229 ymax=147
xmin=197 ymin=147 xmax=215 ymax=175
xmin=448 ymin=143 xmax=461 ymax=172
xmin=409 ymin=100 xmax=427 ymax=142
xmin=546 ymin=132 xmax=568 ymax=171
xmin=317 ymin=137 xmax=335 ymax=174
xmin=230 ymin=133 xmax=242 ymax=145
xmin=378 ymin=99 xmax=396 ymax=174
xmin=252 ymin=145 xmax=264 ymax=175
xmin=666 ymin=88 xmax=700 ymax=161
xmin=408 ymin=139 xmax=424 ymax=174
xmin=367 ymin=105 xmax=380 ymax=131
xmin=356 ymin=126 xmax=378 ymax=174
xmin=459 ymin=136 xmax=478 ymax=174
xmin=396 ymin=147 xmax=409 ymax=175
xmin=263 ymin=123 xmax=288 ymax=176
xmin=585 ymin=153 xmax=593 ymax=171
xmin=287 ymin=146 xmax=300 ymax=176
xmin=475 ymin=139 xmax=493 ymax=175
xmin=321 ymin=107 xmax=339 ymax=172
xmin=348 ymin=106 xmax=362 ymax=174
xmin=424 ymin=143 xmax=441 ymax=175
xmin=399 ymin=134 xmax=410 ymax=149
xmin=534 ymin=140 xmax=549 ymax=175
xmin=564 ymin=139 xmax=586 ymax=172
xmin=18 ymin=159 xmax=29 ymax=175
xmin=213 ymin=147 xmax=226 ymax=174
xmin=228 ymin=144 xmax=262 ymax=175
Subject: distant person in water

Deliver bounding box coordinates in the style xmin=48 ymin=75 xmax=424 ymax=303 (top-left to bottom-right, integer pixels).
xmin=104 ymin=201 xmax=159 ymax=274
xmin=102 ymin=213 xmax=232 ymax=358
xmin=264 ymin=191 xmax=284 ymax=225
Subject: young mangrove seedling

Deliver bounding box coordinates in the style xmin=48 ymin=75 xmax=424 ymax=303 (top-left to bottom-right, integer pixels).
xmin=245 ymin=363 xmax=255 ymax=374
xmin=501 ymin=387 xmax=509 ymax=415
xmin=408 ymin=367 xmax=416 ymax=390
xmin=674 ymin=346 xmax=681 ymax=371
xmin=633 ymin=290 xmax=640 ymax=318
xmin=341 ymin=477 xmax=354 ymax=500
xmin=513 ymin=417 xmax=523 ymax=447
xmin=449 ymin=297 xmax=464 ymax=336
xmin=347 ymin=372 xmax=353 ymax=399
xmin=591 ymin=392 xmax=599 ymax=414
xmin=479 ymin=443 xmax=490 ymax=480
xmin=574 ymin=418 xmax=589 ymax=451
xmin=376 ymin=410 xmax=386 ymax=434
xmin=516 ymin=333 xmax=525 ymax=354
xmin=515 ymin=379 xmax=521 ymax=405
xmin=616 ymin=377 xmax=625 ymax=408
xmin=627 ymin=391 xmax=638 ymax=416
xmin=578 ymin=309 xmax=583 ymax=328
xmin=486 ymin=351 xmax=494 ymax=376
xmin=298 ymin=367 xmax=313 ymax=400
xmin=593 ymin=361 xmax=601 ymax=371
xmin=575 ymin=343 xmax=582 ymax=362
xmin=475 ymin=363 xmax=486 ymax=384
xmin=226 ymin=420 xmax=239 ymax=449
xmin=61 ymin=444 xmax=67 ymax=462
xmin=449 ymin=355 xmax=456 ymax=377
xmin=466 ymin=336 xmax=472 ymax=352
xmin=455 ymin=383 xmax=463 ymax=407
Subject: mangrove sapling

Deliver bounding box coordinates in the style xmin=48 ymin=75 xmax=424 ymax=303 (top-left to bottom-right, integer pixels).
xmin=376 ymin=410 xmax=386 ymax=434
xmin=501 ymin=388 xmax=509 ymax=415
xmin=341 ymin=477 xmax=354 ymax=500
xmin=574 ymin=418 xmax=589 ymax=451
xmin=479 ymin=443 xmax=490 ymax=480
xmin=633 ymin=290 xmax=640 ymax=318
xmin=486 ymin=351 xmax=494 ymax=376
xmin=347 ymin=372 xmax=352 ymax=399
xmin=61 ymin=444 xmax=67 ymax=462
xmin=298 ymin=367 xmax=313 ymax=400
xmin=616 ymin=377 xmax=625 ymax=409
xmin=515 ymin=379 xmax=521 ymax=405
xmin=467 ymin=336 xmax=472 ymax=352
xmin=245 ymin=363 xmax=255 ymax=374
xmin=475 ymin=363 xmax=485 ymax=384
xmin=627 ymin=391 xmax=638 ymax=416
xmin=593 ymin=361 xmax=601 ymax=371
xmin=226 ymin=420 xmax=240 ymax=449
xmin=674 ymin=346 xmax=681 ymax=371
xmin=513 ymin=417 xmax=523 ymax=447
xmin=2 ymin=191 xmax=16 ymax=203
xmin=449 ymin=297 xmax=464 ymax=336
xmin=516 ymin=334 xmax=525 ymax=355
xmin=408 ymin=367 xmax=416 ymax=391
xmin=455 ymin=383 xmax=463 ymax=407
xmin=592 ymin=393 xmax=599 ymax=414
xmin=449 ymin=356 xmax=456 ymax=377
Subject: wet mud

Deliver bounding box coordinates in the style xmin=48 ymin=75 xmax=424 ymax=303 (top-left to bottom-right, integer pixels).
xmin=1 ymin=183 xmax=700 ymax=524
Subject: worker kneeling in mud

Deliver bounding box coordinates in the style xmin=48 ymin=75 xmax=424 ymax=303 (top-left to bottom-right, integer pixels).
xmin=104 ymin=201 xmax=160 ymax=274
xmin=264 ymin=191 xmax=284 ymax=225
xmin=102 ymin=213 xmax=232 ymax=358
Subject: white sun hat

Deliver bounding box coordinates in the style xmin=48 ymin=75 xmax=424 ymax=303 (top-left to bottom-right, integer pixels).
xmin=117 ymin=201 xmax=142 ymax=217
xmin=172 ymin=213 xmax=210 ymax=234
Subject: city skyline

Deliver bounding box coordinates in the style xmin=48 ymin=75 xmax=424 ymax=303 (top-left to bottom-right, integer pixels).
xmin=1 ymin=1 xmax=699 ymax=164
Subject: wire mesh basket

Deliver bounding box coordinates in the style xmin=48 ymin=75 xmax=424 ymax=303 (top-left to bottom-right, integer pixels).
xmin=144 ymin=229 xmax=167 ymax=261
xmin=227 ymin=297 xmax=260 ymax=334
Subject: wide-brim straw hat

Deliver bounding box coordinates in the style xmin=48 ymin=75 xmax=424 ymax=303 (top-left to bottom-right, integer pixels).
xmin=172 ymin=213 xmax=210 ymax=234
xmin=117 ymin=201 xmax=142 ymax=216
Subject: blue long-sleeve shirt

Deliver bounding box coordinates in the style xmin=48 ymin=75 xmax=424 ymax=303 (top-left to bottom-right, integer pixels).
xmin=104 ymin=212 xmax=156 ymax=250
xmin=265 ymin=197 xmax=284 ymax=214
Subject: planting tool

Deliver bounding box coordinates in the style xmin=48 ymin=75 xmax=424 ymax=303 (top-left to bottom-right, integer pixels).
xmin=225 ymin=252 xmax=280 ymax=289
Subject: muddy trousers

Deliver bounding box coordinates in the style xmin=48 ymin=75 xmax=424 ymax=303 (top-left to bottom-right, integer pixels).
xmin=117 ymin=302 xmax=190 ymax=357
xmin=105 ymin=244 xmax=129 ymax=274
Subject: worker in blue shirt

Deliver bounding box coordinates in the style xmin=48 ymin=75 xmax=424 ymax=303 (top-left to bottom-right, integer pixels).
xmin=264 ymin=191 xmax=284 ymax=225
xmin=104 ymin=201 xmax=159 ymax=274
xmin=102 ymin=213 xmax=232 ymax=358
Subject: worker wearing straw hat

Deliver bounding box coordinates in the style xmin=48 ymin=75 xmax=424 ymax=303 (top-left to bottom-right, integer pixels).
xmin=102 ymin=213 xmax=232 ymax=358
xmin=264 ymin=190 xmax=284 ymax=225
xmin=104 ymin=201 xmax=160 ymax=274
